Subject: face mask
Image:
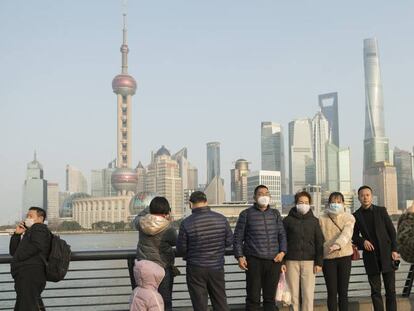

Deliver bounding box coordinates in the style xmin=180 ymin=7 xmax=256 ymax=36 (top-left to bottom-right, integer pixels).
xmin=328 ymin=203 xmax=344 ymax=214
xmin=296 ymin=204 xmax=310 ymax=215
xmin=24 ymin=218 xmax=35 ymax=228
xmin=257 ymin=196 xmax=270 ymax=207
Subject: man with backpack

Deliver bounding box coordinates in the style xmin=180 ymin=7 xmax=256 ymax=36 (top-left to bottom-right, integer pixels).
xmin=9 ymin=206 xmax=52 ymax=311
xmin=233 ymin=185 xmax=287 ymax=311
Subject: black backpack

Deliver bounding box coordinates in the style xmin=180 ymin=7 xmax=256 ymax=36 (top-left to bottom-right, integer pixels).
xmin=42 ymin=234 xmax=71 ymax=282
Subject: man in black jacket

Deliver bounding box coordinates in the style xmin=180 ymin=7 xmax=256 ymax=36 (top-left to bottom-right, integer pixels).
xmin=176 ymin=191 xmax=233 ymax=311
xmin=233 ymin=185 xmax=287 ymax=311
xmin=352 ymin=186 xmax=399 ymax=311
xmin=9 ymin=206 xmax=51 ymax=311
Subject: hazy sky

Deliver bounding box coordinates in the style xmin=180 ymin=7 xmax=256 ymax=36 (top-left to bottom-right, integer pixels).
xmin=1 ymin=1 xmax=413 ymax=225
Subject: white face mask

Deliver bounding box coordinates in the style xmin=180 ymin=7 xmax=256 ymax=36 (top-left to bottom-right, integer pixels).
xmin=296 ymin=204 xmax=311 ymax=215
xmin=328 ymin=203 xmax=344 ymax=214
xmin=24 ymin=218 xmax=35 ymax=228
xmin=257 ymin=196 xmax=270 ymax=207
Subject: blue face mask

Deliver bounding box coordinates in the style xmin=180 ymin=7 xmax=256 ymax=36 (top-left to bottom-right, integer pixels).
xmin=328 ymin=203 xmax=344 ymax=214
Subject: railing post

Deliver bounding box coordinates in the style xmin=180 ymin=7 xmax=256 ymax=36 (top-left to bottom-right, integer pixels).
xmin=127 ymin=257 xmax=136 ymax=290
xmin=402 ymin=264 xmax=414 ymax=297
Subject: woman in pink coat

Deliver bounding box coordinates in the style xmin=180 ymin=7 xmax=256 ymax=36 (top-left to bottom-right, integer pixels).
xmin=130 ymin=260 xmax=165 ymax=311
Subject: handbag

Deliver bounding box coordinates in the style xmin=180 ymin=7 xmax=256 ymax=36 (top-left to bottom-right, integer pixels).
xmin=328 ymin=215 xmax=360 ymax=261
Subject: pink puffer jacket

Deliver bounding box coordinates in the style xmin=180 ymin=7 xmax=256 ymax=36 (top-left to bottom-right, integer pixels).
xmin=129 ymin=260 xmax=165 ymax=311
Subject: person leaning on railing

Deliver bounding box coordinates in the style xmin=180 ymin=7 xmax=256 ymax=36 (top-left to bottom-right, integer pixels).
xmin=176 ymin=191 xmax=233 ymax=311
xmin=281 ymin=190 xmax=324 ymax=311
xmin=133 ymin=197 xmax=177 ymax=311
xmin=9 ymin=206 xmax=51 ymax=311
xmin=319 ymin=192 xmax=355 ymax=311
xmin=233 ymin=184 xmax=287 ymax=311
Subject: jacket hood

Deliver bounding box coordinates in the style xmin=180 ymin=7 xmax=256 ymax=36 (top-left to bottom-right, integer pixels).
xmin=133 ymin=259 xmax=165 ymax=290
xmin=288 ymin=207 xmax=314 ymax=219
xmin=139 ymin=213 xmax=170 ymax=235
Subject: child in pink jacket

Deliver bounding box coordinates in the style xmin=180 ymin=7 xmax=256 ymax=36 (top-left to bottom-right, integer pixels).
xmin=130 ymin=259 xmax=165 ymax=311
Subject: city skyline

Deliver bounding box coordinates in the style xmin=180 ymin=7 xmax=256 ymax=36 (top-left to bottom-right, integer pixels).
xmin=2 ymin=1 xmax=414 ymax=224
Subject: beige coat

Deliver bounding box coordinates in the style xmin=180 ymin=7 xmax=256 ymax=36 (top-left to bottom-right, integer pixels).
xmin=319 ymin=212 xmax=355 ymax=259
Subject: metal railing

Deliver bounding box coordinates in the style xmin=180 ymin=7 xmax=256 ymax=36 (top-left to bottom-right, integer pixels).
xmin=0 ymin=250 xmax=413 ymax=311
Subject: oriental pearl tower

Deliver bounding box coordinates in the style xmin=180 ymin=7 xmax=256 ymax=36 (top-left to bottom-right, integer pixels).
xmin=111 ymin=13 xmax=138 ymax=195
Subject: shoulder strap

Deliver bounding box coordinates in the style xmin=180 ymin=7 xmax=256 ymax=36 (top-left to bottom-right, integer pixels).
xmin=328 ymin=214 xmax=343 ymax=232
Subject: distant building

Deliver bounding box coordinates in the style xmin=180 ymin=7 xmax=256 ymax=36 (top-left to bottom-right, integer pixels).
xmin=312 ymin=112 xmax=330 ymax=189
xmin=289 ymin=119 xmax=314 ymax=193
xmin=145 ymin=146 xmax=183 ymax=217
xmin=206 ymin=142 xmax=221 ymax=185
xmin=205 ymin=175 xmax=226 ymax=205
xmin=303 ymin=185 xmax=322 ymax=217
xmin=394 ymin=147 xmax=414 ymax=210
xmin=364 ymin=162 xmax=398 ymax=214
xmin=363 ymin=38 xmax=390 ymax=180
xmin=91 ymin=160 xmax=118 ymax=197
xmin=172 ymin=147 xmax=199 ymax=192
xmin=231 ymin=159 xmax=250 ymax=202
xmin=22 ymin=152 xmax=47 ymax=215
xmin=261 ymin=122 xmax=286 ymax=194
xmin=319 ymin=92 xmax=339 ymax=147
xmin=247 ymin=170 xmax=281 ymax=210
xmin=47 ymin=182 xmax=60 ymax=224
xmin=66 ymin=165 xmax=88 ymax=193
xmin=72 ymin=195 xmax=131 ymax=229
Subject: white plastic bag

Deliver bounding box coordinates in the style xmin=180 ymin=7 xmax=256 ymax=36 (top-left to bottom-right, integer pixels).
xmin=275 ymin=271 xmax=291 ymax=306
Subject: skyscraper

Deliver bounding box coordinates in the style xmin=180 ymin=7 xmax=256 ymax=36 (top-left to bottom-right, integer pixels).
xmin=231 ymin=159 xmax=250 ymax=202
xmin=22 ymin=152 xmax=47 ymax=215
xmin=66 ymin=165 xmax=88 ymax=193
xmin=394 ymin=148 xmax=414 ymax=210
xmin=206 ymin=142 xmax=221 ymax=185
xmin=289 ymin=119 xmax=314 ymax=193
xmin=205 ymin=175 xmax=226 ymax=205
xmin=312 ymin=111 xmax=330 ymax=189
xmin=145 ymin=146 xmax=184 ymax=217
xmin=319 ymin=92 xmax=339 ymax=147
xmin=111 ymin=13 xmax=138 ymax=195
xmin=261 ymin=122 xmax=286 ymax=194
xmin=363 ymin=38 xmax=390 ymax=175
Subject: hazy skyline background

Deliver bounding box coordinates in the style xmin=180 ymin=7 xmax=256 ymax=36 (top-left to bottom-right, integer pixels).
xmin=1 ymin=1 xmax=414 ymax=224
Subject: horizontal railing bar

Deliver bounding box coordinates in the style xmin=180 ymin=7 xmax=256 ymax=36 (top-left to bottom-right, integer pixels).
xmin=43 ymin=284 xmax=131 ymax=291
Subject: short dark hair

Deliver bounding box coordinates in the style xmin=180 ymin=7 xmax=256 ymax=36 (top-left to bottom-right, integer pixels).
xmin=294 ymin=191 xmax=312 ymax=205
xmin=189 ymin=191 xmax=207 ymax=204
xmin=254 ymin=185 xmax=269 ymax=196
xmin=358 ymin=185 xmax=372 ymax=195
xmin=29 ymin=206 xmax=47 ymax=221
xmin=149 ymin=197 xmax=171 ymax=214
xmin=328 ymin=192 xmax=345 ymax=203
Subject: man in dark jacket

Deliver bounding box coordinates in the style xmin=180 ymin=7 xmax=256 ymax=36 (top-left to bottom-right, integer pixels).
xmin=352 ymin=185 xmax=399 ymax=311
xmin=134 ymin=196 xmax=177 ymax=311
xmin=233 ymin=185 xmax=287 ymax=311
xmin=176 ymin=191 xmax=233 ymax=311
xmin=9 ymin=206 xmax=51 ymax=311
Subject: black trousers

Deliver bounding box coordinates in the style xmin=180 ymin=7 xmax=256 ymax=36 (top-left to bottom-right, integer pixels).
xmin=245 ymin=256 xmax=281 ymax=311
xmin=322 ymin=256 xmax=352 ymax=311
xmin=13 ymin=267 xmax=46 ymax=311
xmin=367 ymin=270 xmax=397 ymax=311
xmin=158 ymin=266 xmax=173 ymax=311
xmin=186 ymin=265 xmax=229 ymax=311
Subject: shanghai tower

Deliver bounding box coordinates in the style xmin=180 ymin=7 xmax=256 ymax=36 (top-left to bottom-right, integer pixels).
xmin=363 ymin=38 xmax=389 ymax=177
